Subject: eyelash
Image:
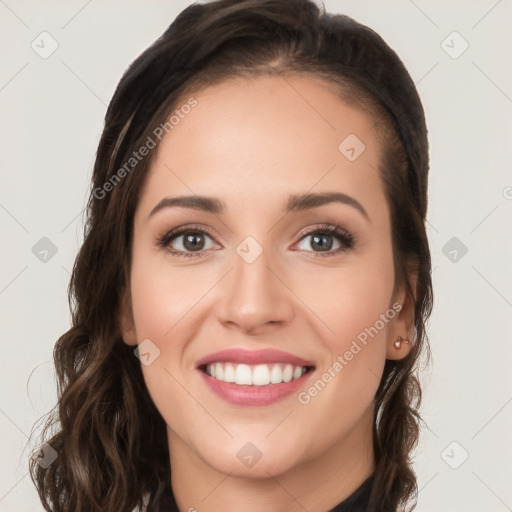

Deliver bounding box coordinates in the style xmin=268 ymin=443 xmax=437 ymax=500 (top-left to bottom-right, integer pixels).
xmin=156 ymin=223 xmax=356 ymax=259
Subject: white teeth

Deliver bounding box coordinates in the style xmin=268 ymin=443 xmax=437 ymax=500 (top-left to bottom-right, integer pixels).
xmin=283 ymin=364 xmax=293 ymax=382
xmin=224 ymin=363 xmax=235 ymax=382
xmin=204 ymin=362 xmax=309 ymax=386
xmin=215 ymin=362 xmax=223 ymax=381
xmin=235 ymin=364 xmax=252 ymax=385
xmin=252 ymin=364 xmax=270 ymax=386
xmin=270 ymin=364 xmax=283 ymax=384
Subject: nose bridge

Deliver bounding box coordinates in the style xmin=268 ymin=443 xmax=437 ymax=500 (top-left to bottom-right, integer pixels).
xmin=216 ymin=232 xmax=292 ymax=331
xmin=231 ymin=233 xmax=279 ymax=301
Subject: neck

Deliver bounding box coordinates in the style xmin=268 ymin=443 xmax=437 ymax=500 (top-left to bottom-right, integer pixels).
xmin=167 ymin=406 xmax=375 ymax=512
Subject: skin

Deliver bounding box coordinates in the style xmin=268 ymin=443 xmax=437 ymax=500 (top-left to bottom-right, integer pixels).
xmin=121 ymin=74 xmax=415 ymax=512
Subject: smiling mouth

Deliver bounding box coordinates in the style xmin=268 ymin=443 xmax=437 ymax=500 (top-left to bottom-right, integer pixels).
xmin=199 ymin=362 xmax=315 ymax=386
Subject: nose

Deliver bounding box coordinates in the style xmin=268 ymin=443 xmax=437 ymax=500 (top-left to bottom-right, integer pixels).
xmin=215 ymin=241 xmax=294 ymax=336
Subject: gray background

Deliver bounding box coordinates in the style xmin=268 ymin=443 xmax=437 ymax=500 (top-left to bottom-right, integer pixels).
xmin=1 ymin=0 xmax=511 ymax=510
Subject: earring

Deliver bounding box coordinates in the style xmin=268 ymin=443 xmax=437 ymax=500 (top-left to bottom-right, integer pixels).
xmin=394 ymin=336 xmax=410 ymax=350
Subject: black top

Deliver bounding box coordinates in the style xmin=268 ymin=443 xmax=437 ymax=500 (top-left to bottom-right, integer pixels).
xmin=159 ymin=474 xmax=376 ymax=511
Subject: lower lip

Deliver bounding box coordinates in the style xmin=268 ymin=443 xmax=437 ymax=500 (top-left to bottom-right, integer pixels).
xmin=199 ymin=369 xmax=314 ymax=406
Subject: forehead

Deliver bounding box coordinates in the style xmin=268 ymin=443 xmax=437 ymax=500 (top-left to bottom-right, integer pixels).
xmin=138 ymin=74 xmax=385 ymax=219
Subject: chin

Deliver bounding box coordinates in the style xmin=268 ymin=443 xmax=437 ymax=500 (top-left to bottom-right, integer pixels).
xmin=195 ymin=435 xmax=305 ymax=478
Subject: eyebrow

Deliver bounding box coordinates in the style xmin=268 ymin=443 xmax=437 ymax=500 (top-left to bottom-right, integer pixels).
xmin=148 ymin=191 xmax=370 ymax=222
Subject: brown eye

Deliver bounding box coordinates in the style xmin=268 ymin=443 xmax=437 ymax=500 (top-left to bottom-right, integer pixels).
xmin=157 ymin=223 xmax=355 ymax=259
xmin=157 ymin=226 xmax=219 ymax=258
xmin=295 ymin=224 xmax=355 ymax=257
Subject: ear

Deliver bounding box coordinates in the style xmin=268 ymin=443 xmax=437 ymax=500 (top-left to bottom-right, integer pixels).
xmin=118 ymin=289 xmax=138 ymax=346
xmin=386 ymin=272 xmax=417 ymax=361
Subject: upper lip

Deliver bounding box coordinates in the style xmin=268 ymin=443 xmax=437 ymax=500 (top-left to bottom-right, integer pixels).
xmin=196 ymin=348 xmax=315 ymax=368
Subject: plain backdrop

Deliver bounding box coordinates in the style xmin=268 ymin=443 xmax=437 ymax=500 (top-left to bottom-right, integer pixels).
xmin=1 ymin=1 xmax=511 ymax=511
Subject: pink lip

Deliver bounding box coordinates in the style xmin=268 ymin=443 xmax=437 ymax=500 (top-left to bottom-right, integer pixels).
xmin=195 ymin=348 xmax=315 ymax=368
xmin=199 ymin=371 xmax=314 ymax=406
xmin=196 ymin=348 xmax=316 ymax=406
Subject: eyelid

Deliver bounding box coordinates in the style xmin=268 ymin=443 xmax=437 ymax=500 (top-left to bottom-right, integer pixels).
xmin=295 ymin=223 xmax=351 ymax=242
xmin=293 ymin=223 xmax=356 ymax=254
xmin=156 ymin=223 xmax=219 ymax=250
xmin=156 ymin=222 xmax=356 ymax=258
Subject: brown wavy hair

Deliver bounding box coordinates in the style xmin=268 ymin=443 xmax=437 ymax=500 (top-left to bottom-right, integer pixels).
xmin=28 ymin=1 xmax=433 ymax=510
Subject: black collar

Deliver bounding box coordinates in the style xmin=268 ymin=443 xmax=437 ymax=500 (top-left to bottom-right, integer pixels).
xmin=159 ymin=473 xmax=377 ymax=511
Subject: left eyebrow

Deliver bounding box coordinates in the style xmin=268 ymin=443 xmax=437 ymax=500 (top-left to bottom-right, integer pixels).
xmin=286 ymin=192 xmax=370 ymax=222
xmin=148 ymin=191 xmax=370 ymax=222
xmin=148 ymin=195 xmax=224 ymax=218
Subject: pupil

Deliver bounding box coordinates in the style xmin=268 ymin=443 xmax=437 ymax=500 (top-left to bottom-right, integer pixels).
xmin=312 ymin=233 xmax=332 ymax=251
xmin=184 ymin=233 xmax=203 ymax=251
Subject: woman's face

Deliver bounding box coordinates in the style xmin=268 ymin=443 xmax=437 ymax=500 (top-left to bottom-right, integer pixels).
xmin=122 ymin=75 xmax=412 ymax=480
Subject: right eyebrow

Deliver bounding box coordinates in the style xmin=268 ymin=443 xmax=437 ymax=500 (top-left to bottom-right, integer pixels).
xmin=286 ymin=191 xmax=370 ymax=222
xmin=148 ymin=191 xmax=370 ymax=222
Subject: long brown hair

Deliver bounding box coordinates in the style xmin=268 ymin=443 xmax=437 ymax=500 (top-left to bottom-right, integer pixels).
xmin=29 ymin=1 xmax=433 ymax=510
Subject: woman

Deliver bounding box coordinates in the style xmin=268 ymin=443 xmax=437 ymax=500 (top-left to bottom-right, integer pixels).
xmin=29 ymin=0 xmax=433 ymax=510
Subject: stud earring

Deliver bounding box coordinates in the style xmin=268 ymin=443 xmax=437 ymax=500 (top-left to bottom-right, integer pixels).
xmin=394 ymin=336 xmax=410 ymax=350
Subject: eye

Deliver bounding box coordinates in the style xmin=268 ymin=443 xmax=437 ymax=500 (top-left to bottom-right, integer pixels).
xmin=157 ymin=222 xmax=356 ymax=259
xmin=157 ymin=224 xmax=219 ymax=258
xmin=294 ymin=223 xmax=355 ymax=257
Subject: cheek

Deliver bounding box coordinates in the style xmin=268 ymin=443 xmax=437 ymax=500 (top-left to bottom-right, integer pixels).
xmin=294 ymin=272 xmax=395 ymax=456
xmin=300 ymin=240 xmax=395 ymax=351
xmin=298 ymin=239 xmax=395 ymax=404
xmin=328 ymin=270 xmax=394 ymax=353
xmin=128 ymin=251 xmax=199 ymax=427
xmin=129 ymin=249 xmax=204 ymax=342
